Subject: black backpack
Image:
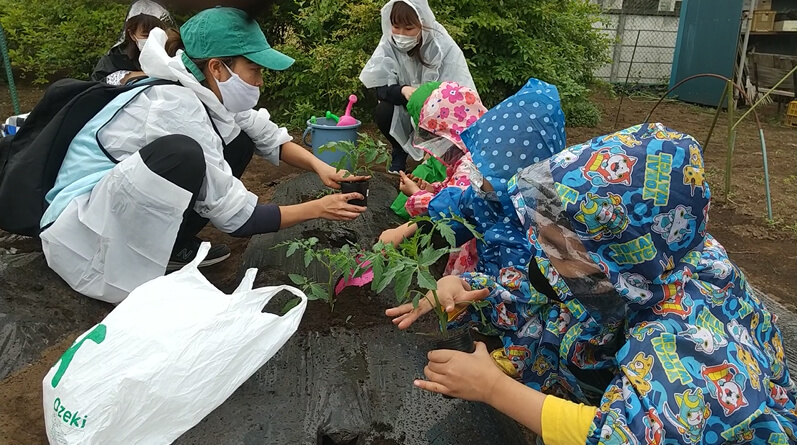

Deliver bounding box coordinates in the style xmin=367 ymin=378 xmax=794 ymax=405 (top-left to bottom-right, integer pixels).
xmin=0 ymin=78 xmax=173 ymax=237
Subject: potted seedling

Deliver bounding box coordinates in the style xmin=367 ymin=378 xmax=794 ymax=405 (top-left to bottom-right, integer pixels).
xmin=319 ymin=133 xmax=390 ymax=207
xmin=363 ymin=214 xmax=484 ymax=353
xmin=274 ymin=237 xmax=364 ymax=312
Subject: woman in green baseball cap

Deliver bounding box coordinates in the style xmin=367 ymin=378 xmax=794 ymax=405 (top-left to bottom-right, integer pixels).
xmin=38 ymin=7 xmax=368 ymax=304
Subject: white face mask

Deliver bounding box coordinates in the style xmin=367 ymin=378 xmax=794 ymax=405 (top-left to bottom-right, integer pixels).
xmin=392 ymin=33 xmax=420 ymax=52
xmin=135 ymin=38 xmax=147 ymax=51
xmin=216 ymin=64 xmax=261 ymax=113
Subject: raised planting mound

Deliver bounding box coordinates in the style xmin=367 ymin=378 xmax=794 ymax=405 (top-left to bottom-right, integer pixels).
xmin=0 ymin=232 xmax=111 ymax=381
xmin=240 ymin=172 xmax=407 ymax=331
xmin=197 ymin=172 xmax=534 ymax=445
xmin=174 ymin=325 xmax=531 ymax=445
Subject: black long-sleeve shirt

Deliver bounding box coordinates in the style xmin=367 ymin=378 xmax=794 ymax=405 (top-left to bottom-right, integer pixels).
xmin=376 ymin=84 xmax=408 ymax=106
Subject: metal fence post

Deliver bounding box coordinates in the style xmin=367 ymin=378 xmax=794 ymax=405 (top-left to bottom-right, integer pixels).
xmin=0 ymin=22 xmax=20 ymax=116
xmin=609 ymin=14 xmax=627 ymax=83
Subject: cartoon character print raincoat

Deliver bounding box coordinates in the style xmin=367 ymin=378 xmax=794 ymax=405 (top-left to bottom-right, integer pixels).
xmin=504 ymin=123 xmax=797 ymax=443
xmin=359 ymin=0 xmax=475 ymax=161
xmin=407 ymin=81 xmax=486 ymax=275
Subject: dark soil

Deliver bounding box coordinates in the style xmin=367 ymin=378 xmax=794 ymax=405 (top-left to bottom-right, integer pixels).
xmin=254 ymin=268 xmax=393 ymax=333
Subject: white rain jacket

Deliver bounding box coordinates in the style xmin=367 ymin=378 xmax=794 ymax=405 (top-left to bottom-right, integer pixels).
xmin=359 ymin=0 xmax=475 ymax=160
xmin=40 ymin=28 xmax=291 ymax=303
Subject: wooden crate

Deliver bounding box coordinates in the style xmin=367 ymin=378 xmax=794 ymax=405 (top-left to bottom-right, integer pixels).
xmin=752 ymin=11 xmax=776 ymax=32
xmin=748 ymin=52 xmax=797 ymax=99
xmin=786 ymin=114 xmax=797 ymax=127
xmin=789 ymin=101 xmax=797 ymax=117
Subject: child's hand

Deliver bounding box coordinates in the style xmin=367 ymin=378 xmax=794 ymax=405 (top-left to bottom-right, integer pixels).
xmin=418 ymin=179 xmax=435 ymax=193
xmin=385 ymin=275 xmax=489 ymax=329
xmin=407 ymin=174 xmax=435 ymax=193
xmin=379 ymin=222 xmax=418 ymax=248
xmin=414 ymin=342 xmax=505 ymax=402
xmin=399 ymin=171 xmax=421 ymax=196
xmin=379 ymin=227 xmax=405 ymax=247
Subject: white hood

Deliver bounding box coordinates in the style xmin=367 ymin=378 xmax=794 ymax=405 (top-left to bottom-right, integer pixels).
xmin=359 ymin=0 xmax=475 ymax=90
xmin=113 ymin=0 xmax=174 ymax=48
xmin=379 ymin=0 xmax=437 ymax=46
xmin=139 ymin=28 xmax=240 ymax=144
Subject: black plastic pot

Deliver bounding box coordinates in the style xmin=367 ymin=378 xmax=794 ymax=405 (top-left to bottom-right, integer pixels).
xmin=434 ymin=329 xmax=476 ymax=400
xmin=434 ymin=329 xmax=476 ymax=353
xmin=340 ymin=179 xmax=369 ymax=207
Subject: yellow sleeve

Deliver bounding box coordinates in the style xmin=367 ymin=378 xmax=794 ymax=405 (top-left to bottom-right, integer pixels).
xmin=541 ymin=395 xmax=598 ymax=445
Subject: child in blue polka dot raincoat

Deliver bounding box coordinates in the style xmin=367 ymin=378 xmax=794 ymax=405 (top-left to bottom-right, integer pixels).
xmin=417 ymin=78 xmax=615 ymax=406
xmin=426 ymin=78 xmax=567 ymax=280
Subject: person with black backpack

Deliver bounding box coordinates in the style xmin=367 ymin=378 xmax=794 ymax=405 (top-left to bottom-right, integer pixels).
xmin=31 ymin=7 xmax=368 ymax=303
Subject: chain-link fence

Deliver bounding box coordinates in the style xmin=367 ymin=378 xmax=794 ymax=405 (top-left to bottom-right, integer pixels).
xmin=591 ymin=0 xmax=682 ymax=86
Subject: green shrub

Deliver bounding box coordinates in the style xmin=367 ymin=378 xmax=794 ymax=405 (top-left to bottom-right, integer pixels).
xmin=0 ymin=0 xmax=609 ymax=129
xmin=436 ymin=0 xmax=609 ymax=108
xmin=0 ymin=0 xmax=126 ymax=83
xmin=260 ymin=0 xmax=383 ymax=129
xmin=564 ymin=99 xmax=602 ymax=128
xmin=263 ymin=0 xmax=610 ymax=129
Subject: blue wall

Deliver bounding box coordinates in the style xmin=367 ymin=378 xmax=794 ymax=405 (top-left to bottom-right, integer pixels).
xmin=669 ymin=0 xmax=745 ymax=106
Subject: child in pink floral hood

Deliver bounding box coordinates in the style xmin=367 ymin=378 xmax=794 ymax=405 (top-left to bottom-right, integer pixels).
xmin=379 ymin=81 xmax=486 ymax=275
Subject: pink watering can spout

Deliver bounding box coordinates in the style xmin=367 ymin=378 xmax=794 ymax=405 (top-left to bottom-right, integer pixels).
xmin=337 ymin=94 xmax=358 ymax=127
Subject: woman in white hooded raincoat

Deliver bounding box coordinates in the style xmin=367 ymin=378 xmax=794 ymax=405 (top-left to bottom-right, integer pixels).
xmin=90 ymin=0 xmax=175 ymax=85
xmin=359 ymin=0 xmax=476 ymax=173
xmin=40 ymin=7 xmax=367 ymax=304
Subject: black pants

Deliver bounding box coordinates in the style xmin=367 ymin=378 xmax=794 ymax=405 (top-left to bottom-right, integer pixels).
xmin=375 ymin=101 xmax=409 ymax=170
xmin=139 ymin=133 xmax=254 ymax=254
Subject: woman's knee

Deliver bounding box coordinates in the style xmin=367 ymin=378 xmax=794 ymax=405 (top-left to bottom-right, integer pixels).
xmin=374 ymin=101 xmax=395 ymax=134
xmin=140 ymin=135 xmax=205 ymax=192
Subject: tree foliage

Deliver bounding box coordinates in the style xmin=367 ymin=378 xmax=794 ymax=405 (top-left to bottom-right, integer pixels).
xmin=0 ymin=0 xmax=126 ymax=83
xmin=261 ymin=0 xmax=609 ymax=127
xmin=0 ymin=0 xmax=609 ymax=126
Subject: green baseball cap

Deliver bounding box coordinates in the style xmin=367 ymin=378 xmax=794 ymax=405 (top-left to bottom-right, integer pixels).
xmin=180 ymin=7 xmax=294 ymax=81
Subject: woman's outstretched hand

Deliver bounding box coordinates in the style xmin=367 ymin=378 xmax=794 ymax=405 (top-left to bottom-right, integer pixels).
xmin=316 ymin=164 xmax=370 ymax=189
xmin=385 ymin=275 xmax=489 ymax=329
xmin=315 ymin=193 xmax=366 ymax=220
xmin=402 ymin=86 xmax=418 ymax=101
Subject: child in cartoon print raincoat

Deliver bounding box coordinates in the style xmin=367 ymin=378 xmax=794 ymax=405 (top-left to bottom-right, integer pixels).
xmin=379 ymin=80 xmax=487 ymax=275
xmin=419 ymin=123 xmax=797 ymax=444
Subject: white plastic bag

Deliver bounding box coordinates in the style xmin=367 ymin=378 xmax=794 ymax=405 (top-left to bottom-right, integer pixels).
xmin=42 ymin=243 xmax=307 ymax=445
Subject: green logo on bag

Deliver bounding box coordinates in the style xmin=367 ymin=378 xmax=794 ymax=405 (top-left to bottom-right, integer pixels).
xmin=51 ymin=324 xmax=107 ymax=388
xmin=53 ymin=397 xmax=88 ymax=429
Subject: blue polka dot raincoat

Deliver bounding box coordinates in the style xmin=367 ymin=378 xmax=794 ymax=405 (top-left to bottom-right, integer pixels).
xmin=427 ymin=78 xmax=566 ymax=280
